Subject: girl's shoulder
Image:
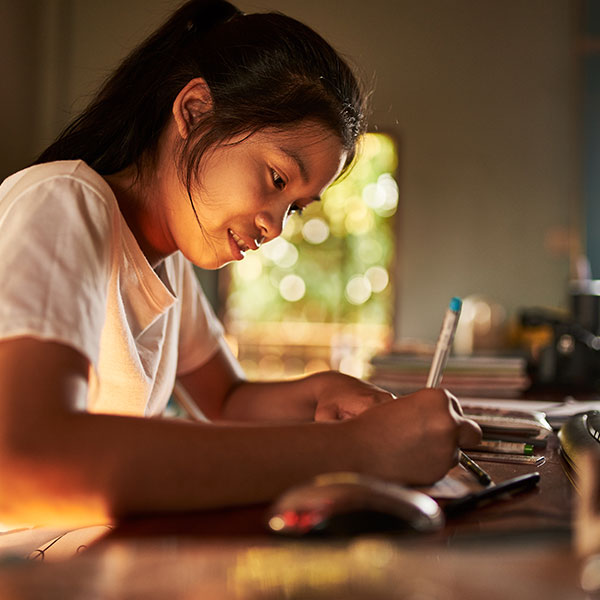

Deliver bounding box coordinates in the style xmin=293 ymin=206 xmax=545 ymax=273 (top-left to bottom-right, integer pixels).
xmin=0 ymin=160 xmax=119 ymax=258
xmin=0 ymin=160 xmax=116 ymax=210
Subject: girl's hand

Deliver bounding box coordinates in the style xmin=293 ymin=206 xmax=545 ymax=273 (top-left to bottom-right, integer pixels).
xmin=344 ymin=387 xmax=482 ymax=485
xmin=308 ymin=371 xmax=396 ymax=422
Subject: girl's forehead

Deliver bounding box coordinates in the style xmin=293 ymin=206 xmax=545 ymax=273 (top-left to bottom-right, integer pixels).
xmin=239 ymin=117 xmax=332 ymax=139
xmin=213 ymin=121 xmax=347 ymax=183
xmin=243 ymin=123 xmax=343 ymax=154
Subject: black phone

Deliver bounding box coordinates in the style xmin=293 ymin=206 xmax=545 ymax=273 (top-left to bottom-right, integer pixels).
xmin=443 ymin=472 xmax=540 ymax=518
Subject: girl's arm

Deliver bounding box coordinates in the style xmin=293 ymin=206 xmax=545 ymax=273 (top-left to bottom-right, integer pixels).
xmin=0 ymin=338 xmax=480 ymax=528
xmin=177 ymin=338 xmax=397 ymax=423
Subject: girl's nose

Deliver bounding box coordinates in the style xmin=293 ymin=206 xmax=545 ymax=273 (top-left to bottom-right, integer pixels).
xmin=255 ymin=207 xmax=289 ymax=242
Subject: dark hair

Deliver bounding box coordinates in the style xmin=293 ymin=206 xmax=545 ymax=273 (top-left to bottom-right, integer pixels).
xmin=35 ymin=0 xmax=368 ymax=193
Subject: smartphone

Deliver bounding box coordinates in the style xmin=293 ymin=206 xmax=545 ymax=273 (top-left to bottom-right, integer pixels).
xmin=443 ymin=472 xmax=540 ymax=518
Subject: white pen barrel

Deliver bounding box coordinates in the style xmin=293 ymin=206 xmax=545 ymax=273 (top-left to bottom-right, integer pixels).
xmin=426 ymin=308 xmax=460 ymax=388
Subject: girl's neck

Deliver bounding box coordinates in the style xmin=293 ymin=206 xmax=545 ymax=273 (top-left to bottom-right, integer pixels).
xmin=103 ymin=166 xmax=168 ymax=268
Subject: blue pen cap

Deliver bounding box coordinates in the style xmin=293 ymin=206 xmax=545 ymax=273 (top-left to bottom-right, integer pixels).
xmin=449 ymin=297 xmax=462 ymax=312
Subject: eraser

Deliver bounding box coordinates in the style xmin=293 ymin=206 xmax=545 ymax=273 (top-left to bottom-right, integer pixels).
xmin=449 ymin=297 xmax=462 ymax=312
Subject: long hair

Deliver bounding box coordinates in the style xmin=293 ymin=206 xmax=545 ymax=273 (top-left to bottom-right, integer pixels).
xmin=35 ymin=0 xmax=368 ymax=193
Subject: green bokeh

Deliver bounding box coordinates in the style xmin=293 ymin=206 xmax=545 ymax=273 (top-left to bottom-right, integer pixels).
xmin=225 ymin=133 xmax=398 ymax=327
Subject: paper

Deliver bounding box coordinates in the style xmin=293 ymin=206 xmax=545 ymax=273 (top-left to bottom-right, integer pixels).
xmin=418 ymin=463 xmax=485 ymax=499
xmin=460 ymin=396 xmax=600 ymax=428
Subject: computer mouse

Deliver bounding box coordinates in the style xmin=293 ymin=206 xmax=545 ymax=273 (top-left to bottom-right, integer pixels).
xmin=266 ymin=472 xmax=445 ymax=537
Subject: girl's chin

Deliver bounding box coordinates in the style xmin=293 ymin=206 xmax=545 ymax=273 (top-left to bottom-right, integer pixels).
xmin=194 ymin=259 xmax=229 ymax=270
xmin=181 ymin=249 xmax=227 ymax=270
xmin=201 ymin=253 xmax=236 ymax=270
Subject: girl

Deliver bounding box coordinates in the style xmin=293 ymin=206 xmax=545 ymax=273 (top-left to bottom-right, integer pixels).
xmin=0 ymin=0 xmax=480 ymax=528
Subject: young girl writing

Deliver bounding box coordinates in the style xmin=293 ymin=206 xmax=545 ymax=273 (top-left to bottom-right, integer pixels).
xmin=0 ymin=0 xmax=480 ymax=529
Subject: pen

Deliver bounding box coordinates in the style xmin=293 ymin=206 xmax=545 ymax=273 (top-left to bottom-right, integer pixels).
xmin=427 ymin=297 xmax=493 ymax=486
xmin=443 ymin=472 xmax=540 ymax=518
xmin=426 ymin=297 xmax=462 ymax=388
xmin=465 ymin=440 xmax=535 ymax=456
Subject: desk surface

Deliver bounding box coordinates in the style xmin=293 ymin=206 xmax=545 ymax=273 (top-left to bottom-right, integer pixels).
xmin=0 ymin=433 xmax=586 ymax=599
xmin=90 ymin=433 xmax=574 ymax=543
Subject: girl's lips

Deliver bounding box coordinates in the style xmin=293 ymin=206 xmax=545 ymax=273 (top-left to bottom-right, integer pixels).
xmin=227 ymin=228 xmax=265 ymax=260
xmin=227 ymin=229 xmax=250 ymax=260
xmin=227 ymin=230 xmax=244 ymax=260
xmin=229 ymin=228 xmax=250 ymax=251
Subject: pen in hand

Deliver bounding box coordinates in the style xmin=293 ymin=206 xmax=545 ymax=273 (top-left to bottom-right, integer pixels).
xmin=426 ymin=297 xmax=492 ymax=487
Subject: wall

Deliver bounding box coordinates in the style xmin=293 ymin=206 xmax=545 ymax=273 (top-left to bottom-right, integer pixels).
xmin=0 ymin=0 xmax=579 ymax=342
xmin=0 ymin=1 xmax=43 ymax=178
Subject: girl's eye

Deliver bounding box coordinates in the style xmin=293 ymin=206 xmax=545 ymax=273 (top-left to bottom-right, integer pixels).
xmin=272 ymin=169 xmax=286 ymax=191
xmin=288 ymin=203 xmax=304 ymax=216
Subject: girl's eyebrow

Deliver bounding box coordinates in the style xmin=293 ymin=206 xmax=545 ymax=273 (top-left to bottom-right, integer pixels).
xmin=278 ymin=146 xmax=308 ymax=183
xmin=277 ymin=146 xmax=322 ymax=202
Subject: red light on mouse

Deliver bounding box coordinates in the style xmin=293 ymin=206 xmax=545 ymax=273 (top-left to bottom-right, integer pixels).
xmin=282 ymin=510 xmax=299 ymax=527
xmin=298 ymin=510 xmax=324 ymax=531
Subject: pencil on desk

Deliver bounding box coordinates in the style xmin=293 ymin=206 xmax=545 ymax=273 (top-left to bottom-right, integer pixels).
xmin=458 ymin=450 xmax=492 ymax=485
xmin=426 ymin=297 xmax=493 ymax=487
xmin=466 ymin=440 xmax=535 ymax=456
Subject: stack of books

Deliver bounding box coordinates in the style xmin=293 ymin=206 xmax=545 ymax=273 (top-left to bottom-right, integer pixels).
xmin=369 ymin=353 xmax=531 ymax=398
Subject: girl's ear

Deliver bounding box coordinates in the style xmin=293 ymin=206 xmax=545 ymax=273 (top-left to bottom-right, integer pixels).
xmin=172 ymin=77 xmax=214 ymax=139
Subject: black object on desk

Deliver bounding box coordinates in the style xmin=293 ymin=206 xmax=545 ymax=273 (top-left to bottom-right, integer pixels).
xmin=558 ymin=410 xmax=600 ymax=485
xmin=443 ymin=472 xmax=541 ymax=518
xmin=520 ymin=295 xmax=600 ymax=392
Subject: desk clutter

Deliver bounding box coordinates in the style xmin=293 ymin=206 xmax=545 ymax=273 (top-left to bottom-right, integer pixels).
xmin=265 ymin=470 xmax=541 ymax=538
xmin=266 ymin=399 xmax=556 ymax=538
xmin=461 ymin=403 xmax=552 ymax=466
xmin=369 ymin=353 xmax=531 ymax=398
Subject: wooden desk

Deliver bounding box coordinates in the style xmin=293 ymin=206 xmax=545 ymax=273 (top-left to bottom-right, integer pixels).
xmin=441 ymin=434 xmax=572 ymax=540
xmin=0 ymin=433 xmax=586 ymax=599
xmin=91 ymin=433 xmax=573 ymax=543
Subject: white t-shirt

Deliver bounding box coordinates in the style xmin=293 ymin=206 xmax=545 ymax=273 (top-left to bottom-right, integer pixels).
xmin=0 ymin=160 xmax=224 ymax=416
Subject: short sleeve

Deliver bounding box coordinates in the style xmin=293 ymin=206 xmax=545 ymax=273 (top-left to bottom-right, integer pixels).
xmin=0 ymin=174 xmax=112 ymax=369
xmin=176 ymin=260 xmax=225 ymax=375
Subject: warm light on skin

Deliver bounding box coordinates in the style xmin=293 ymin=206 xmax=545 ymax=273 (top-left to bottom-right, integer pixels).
xmin=105 ymin=120 xmax=347 ymax=271
xmin=0 ymin=459 xmax=110 ymax=529
xmin=169 ymin=123 xmax=347 ymax=270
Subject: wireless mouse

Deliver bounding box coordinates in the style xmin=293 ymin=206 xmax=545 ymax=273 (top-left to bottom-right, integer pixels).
xmin=266 ymin=472 xmax=445 ymax=536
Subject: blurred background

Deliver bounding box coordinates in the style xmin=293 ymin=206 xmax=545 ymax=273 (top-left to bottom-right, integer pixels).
xmin=1 ymin=0 xmax=592 ymax=384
